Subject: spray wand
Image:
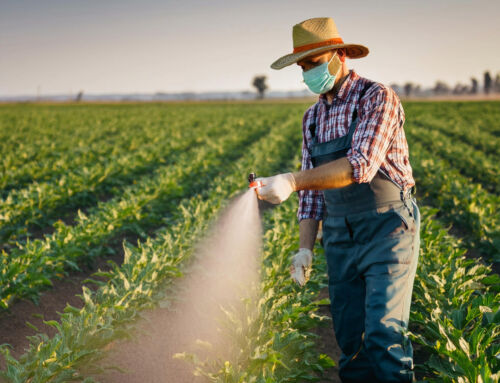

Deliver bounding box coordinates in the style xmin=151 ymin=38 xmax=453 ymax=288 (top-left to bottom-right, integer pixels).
xmin=248 ymin=173 xmax=263 ymax=190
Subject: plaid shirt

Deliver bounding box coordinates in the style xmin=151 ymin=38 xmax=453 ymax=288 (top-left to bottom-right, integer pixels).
xmin=297 ymin=70 xmax=415 ymax=221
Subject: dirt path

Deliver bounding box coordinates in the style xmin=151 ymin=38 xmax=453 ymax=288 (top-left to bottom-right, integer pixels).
xmin=90 ymin=294 xmax=219 ymax=382
xmin=312 ymin=287 xmax=342 ymax=383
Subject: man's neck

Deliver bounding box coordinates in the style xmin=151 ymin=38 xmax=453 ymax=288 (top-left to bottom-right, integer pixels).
xmin=325 ymin=69 xmax=350 ymax=104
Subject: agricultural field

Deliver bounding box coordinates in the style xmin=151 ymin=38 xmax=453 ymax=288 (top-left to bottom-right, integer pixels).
xmin=0 ymin=100 xmax=498 ymax=382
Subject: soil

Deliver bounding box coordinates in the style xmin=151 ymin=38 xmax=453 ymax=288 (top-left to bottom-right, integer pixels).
xmin=312 ymin=287 xmax=342 ymax=383
xmin=447 ymin=224 xmax=500 ymax=275
xmin=0 ymin=250 xmax=123 ymax=370
xmin=88 ymin=296 xmax=218 ymax=383
xmin=90 ymin=290 xmax=341 ymax=383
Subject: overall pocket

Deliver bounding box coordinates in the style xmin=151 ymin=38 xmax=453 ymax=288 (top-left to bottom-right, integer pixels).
xmin=348 ymin=203 xmax=416 ymax=245
xmin=387 ymin=204 xmax=417 ymax=238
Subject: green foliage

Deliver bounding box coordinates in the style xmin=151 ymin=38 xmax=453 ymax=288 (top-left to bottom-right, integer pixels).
xmin=181 ymin=194 xmax=334 ymax=382
xmin=0 ymin=101 xmax=498 ymax=382
xmin=0 ymin=102 xmax=307 ymax=382
xmin=0 ymin=104 xmax=296 ymax=309
xmin=409 ymin=207 xmax=499 ymax=382
xmin=404 ymin=102 xmax=500 ymax=263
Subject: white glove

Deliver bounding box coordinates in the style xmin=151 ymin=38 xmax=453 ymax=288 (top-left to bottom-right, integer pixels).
xmin=255 ymin=173 xmax=296 ymax=204
xmin=290 ymin=248 xmax=313 ymax=286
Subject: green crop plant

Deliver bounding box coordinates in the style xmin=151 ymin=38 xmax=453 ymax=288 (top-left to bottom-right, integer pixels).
xmin=406 ymin=122 xmax=499 ymax=194
xmin=0 ymin=104 xmax=305 ymax=382
xmin=0 ymin=106 xmax=263 ymax=244
xmin=177 ymin=189 xmax=335 ymax=382
xmin=409 ymin=207 xmax=499 ymax=382
xmin=0 ymin=101 xmax=498 ymax=383
xmin=0 ymin=107 xmax=289 ymax=309
xmin=404 ymin=102 xmax=500 ymax=158
xmin=407 ymin=139 xmax=499 ymax=262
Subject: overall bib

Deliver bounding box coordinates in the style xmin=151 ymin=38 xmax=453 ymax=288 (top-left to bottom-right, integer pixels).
xmin=309 ymin=83 xmax=420 ymax=383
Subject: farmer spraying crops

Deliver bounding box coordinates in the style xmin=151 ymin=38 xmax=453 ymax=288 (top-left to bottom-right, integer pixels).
xmin=255 ymin=17 xmax=420 ymax=383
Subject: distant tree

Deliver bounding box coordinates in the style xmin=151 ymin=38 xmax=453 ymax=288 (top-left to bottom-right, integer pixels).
xmin=252 ymin=75 xmax=268 ymax=99
xmin=470 ymin=78 xmax=478 ymax=94
xmin=453 ymin=83 xmax=469 ymax=95
xmin=75 ymin=90 xmax=84 ymax=102
xmin=414 ymin=84 xmax=421 ymax=96
xmin=433 ymin=81 xmax=450 ymax=95
xmin=403 ymin=82 xmax=414 ymax=98
xmin=484 ymin=71 xmax=492 ymax=94
xmin=495 ymin=73 xmax=500 ymax=93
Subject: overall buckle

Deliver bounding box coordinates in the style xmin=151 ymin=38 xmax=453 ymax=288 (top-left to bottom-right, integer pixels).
xmin=400 ymin=189 xmax=413 ymax=217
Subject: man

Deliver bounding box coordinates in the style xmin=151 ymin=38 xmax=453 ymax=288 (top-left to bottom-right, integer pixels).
xmin=255 ymin=17 xmax=420 ymax=383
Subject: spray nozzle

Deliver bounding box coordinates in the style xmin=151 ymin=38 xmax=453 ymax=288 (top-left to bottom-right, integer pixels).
xmin=248 ymin=172 xmax=263 ymax=189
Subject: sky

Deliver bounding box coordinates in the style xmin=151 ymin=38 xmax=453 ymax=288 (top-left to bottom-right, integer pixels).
xmin=1 ymin=0 xmax=499 ymax=97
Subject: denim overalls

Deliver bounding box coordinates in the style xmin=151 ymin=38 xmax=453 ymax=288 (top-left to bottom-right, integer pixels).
xmin=309 ymin=82 xmax=420 ymax=382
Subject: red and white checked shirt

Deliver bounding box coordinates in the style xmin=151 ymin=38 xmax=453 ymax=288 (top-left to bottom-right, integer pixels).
xmin=297 ymin=70 xmax=415 ymax=221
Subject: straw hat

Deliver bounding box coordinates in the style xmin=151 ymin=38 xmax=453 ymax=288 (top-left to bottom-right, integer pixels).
xmin=271 ymin=17 xmax=369 ymax=70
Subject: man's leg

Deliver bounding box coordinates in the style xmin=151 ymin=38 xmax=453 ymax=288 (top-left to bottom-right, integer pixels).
xmin=323 ymin=216 xmax=378 ymax=382
xmin=358 ymin=201 xmax=421 ymax=382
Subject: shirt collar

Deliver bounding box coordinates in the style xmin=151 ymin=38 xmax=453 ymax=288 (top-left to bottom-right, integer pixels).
xmin=318 ymin=69 xmax=359 ymax=104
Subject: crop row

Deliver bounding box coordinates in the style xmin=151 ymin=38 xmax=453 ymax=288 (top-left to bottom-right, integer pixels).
xmin=0 ymin=105 xmax=147 ymax=190
xmin=404 ymin=103 xmax=500 ymax=159
xmin=178 ymin=190 xmax=335 ymax=382
xmin=407 ymin=139 xmax=499 ymax=262
xmin=406 ymin=121 xmax=499 ymax=195
xmin=0 ymin=124 xmax=212 ymax=244
xmin=0 ymin=105 xmax=304 ymax=382
xmin=175 ymin=201 xmax=499 ymax=382
xmin=0 ymin=108 xmax=290 ymax=310
xmin=420 ymin=101 xmax=500 ymax=136
xmin=409 ymin=207 xmax=499 ymax=382
xmin=0 ymin=105 xmax=245 ymax=197
xmin=182 ymin=206 xmax=499 ymax=382
xmin=0 ymin=109 xmax=265 ymax=245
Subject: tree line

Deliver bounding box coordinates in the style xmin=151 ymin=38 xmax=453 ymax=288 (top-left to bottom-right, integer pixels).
xmin=391 ymin=70 xmax=500 ymax=98
xmin=252 ymin=70 xmax=500 ymax=99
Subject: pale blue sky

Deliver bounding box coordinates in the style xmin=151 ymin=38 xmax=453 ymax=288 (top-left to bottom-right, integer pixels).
xmin=1 ymin=0 xmax=499 ymax=96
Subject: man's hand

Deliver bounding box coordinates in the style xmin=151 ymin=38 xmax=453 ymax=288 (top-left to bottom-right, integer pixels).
xmin=255 ymin=173 xmax=296 ymax=204
xmin=290 ymin=248 xmax=313 ymax=286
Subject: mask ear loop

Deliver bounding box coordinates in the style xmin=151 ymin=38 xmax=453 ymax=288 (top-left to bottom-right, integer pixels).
xmin=301 ymin=51 xmax=338 ymax=83
xmin=328 ymin=51 xmax=338 ymax=64
xmin=328 ymin=50 xmax=343 ymax=79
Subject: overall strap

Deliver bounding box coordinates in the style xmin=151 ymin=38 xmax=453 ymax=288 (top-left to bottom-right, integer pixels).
xmin=310 ymin=80 xmax=375 ymax=143
xmin=346 ymin=80 xmax=375 ymax=142
xmin=308 ymin=102 xmax=320 ymax=145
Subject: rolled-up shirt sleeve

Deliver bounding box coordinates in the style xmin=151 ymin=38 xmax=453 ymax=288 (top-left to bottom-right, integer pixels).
xmin=297 ymin=107 xmax=325 ymax=222
xmin=346 ymin=86 xmax=404 ymax=184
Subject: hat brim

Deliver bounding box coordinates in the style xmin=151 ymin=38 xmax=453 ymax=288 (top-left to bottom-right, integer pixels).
xmin=270 ymin=43 xmax=369 ymax=70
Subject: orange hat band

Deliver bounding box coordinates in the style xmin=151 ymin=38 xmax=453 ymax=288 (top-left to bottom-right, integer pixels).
xmin=293 ymin=37 xmax=344 ymax=53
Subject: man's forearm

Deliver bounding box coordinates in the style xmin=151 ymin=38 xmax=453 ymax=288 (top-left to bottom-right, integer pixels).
xmin=299 ymin=218 xmax=320 ymax=250
xmin=293 ymin=157 xmax=354 ymax=191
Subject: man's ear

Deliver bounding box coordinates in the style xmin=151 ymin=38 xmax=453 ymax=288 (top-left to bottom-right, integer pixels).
xmin=338 ymin=48 xmax=346 ymax=63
